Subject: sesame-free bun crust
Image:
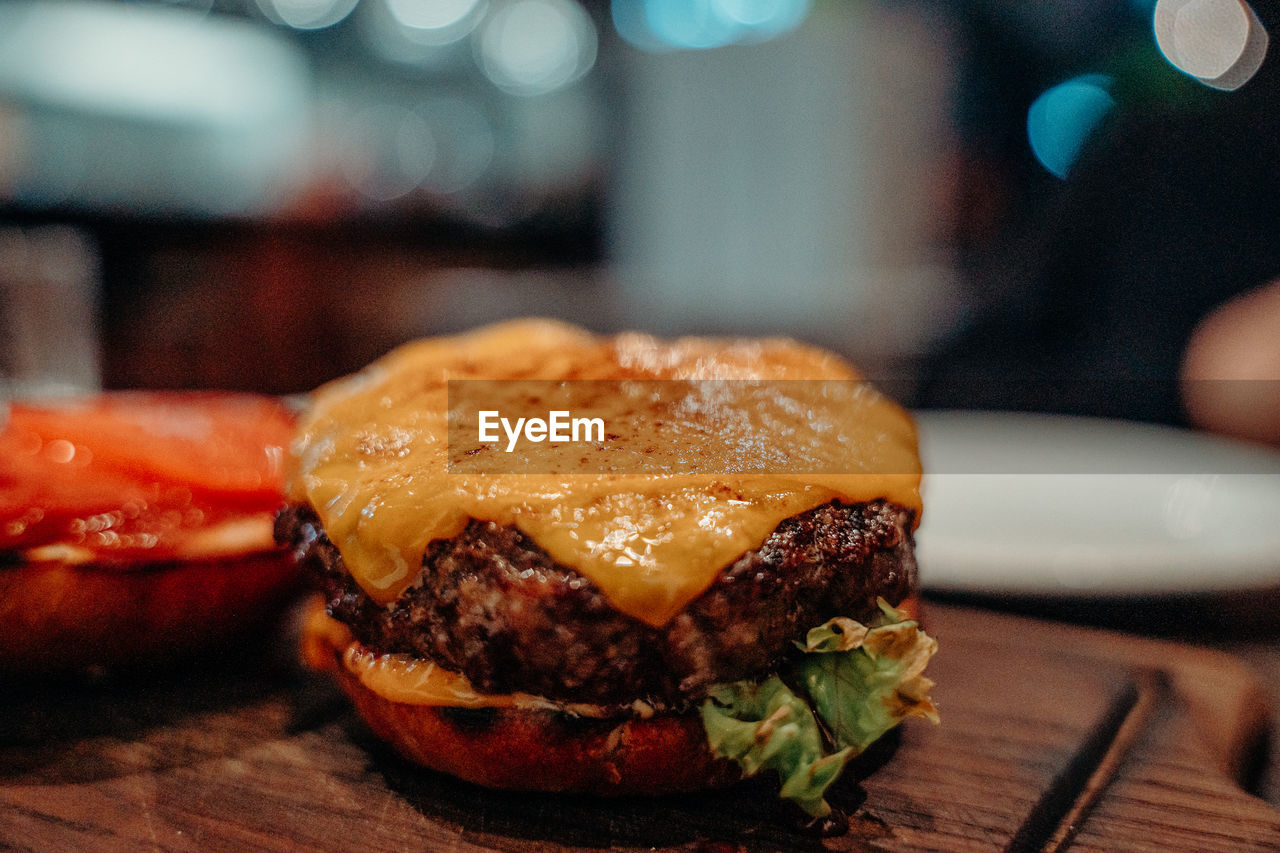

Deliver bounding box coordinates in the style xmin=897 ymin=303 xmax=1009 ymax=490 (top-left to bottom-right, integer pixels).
xmin=0 ymin=551 xmax=301 ymax=675
xmin=303 ymin=604 xmax=740 ymax=795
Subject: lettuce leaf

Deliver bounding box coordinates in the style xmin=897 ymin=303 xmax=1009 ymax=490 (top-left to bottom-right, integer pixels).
xmin=798 ymin=602 xmax=939 ymax=755
xmin=701 ymin=676 xmax=853 ymax=817
xmin=700 ymin=600 xmax=938 ymax=817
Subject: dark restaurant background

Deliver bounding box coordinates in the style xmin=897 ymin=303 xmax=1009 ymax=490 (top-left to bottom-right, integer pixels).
xmin=0 ymin=0 xmax=1277 ymax=423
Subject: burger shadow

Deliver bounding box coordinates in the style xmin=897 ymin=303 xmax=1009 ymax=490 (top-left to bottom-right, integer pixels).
xmin=359 ymin=723 xmax=900 ymax=852
xmin=0 ymin=607 xmax=348 ymax=786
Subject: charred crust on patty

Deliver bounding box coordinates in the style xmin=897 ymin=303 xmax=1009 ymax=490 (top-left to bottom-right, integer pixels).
xmin=276 ymin=500 xmax=916 ymax=706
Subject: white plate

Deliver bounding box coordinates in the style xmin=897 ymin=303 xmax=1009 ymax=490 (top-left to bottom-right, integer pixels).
xmin=913 ymin=411 xmax=1280 ymax=596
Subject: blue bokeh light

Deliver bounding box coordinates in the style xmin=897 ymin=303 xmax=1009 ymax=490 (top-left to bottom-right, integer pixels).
xmin=611 ymin=0 xmax=668 ymax=51
xmin=715 ymin=0 xmax=808 ymax=43
xmin=1026 ymin=74 xmax=1116 ymax=179
xmin=646 ymin=0 xmax=736 ymax=50
xmin=612 ymin=0 xmax=809 ymax=51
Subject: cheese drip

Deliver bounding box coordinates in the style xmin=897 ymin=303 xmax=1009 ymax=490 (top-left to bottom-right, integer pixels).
xmin=289 ymin=319 xmax=921 ymax=627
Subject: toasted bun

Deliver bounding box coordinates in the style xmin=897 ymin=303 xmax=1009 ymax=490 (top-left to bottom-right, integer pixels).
xmin=303 ymin=601 xmax=739 ymax=795
xmin=0 ymin=391 xmax=303 ymax=675
xmin=0 ymin=551 xmax=300 ymax=675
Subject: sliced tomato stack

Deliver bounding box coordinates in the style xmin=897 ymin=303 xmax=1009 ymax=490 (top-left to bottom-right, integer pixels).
xmin=0 ymin=392 xmax=303 ymax=674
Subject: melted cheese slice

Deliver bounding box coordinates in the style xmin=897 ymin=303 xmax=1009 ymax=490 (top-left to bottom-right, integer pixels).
xmin=289 ymin=319 xmax=921 ymax=627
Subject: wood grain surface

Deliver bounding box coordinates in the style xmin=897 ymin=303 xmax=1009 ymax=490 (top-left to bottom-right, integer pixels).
xmin=2 ymin=603 xmax=1277 ymax=852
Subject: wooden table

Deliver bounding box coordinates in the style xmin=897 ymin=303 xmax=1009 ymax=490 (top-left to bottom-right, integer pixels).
xmin=3 ymin=603 xmax=1278 ymax=851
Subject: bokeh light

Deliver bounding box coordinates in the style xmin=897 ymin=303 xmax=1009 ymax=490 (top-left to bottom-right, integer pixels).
xmin=417 ymin=96 xmax=496 ymax=195
xmin=1153 ymin=0 xmax=1268 ymax=90
xmin=610 ymin=0 xmax=667 ymax=51
xmin=339 ymin=103 xmax=437 ymax=201
xmin=717 ymin=0 xmax=809 ymax=44
xmin=612 ymin=0 xmax=809 ymax=52
xmin=644 ymin=0 xmax=738 ymax=49
xmin=255 ymin=0 xmax=359 ymax=30
xmin=359 ymin=0 xmax=481 ymax=67
xmin=1026 ymin=74 xmax=1116 ymax=179
xmin=476 ymin=0 xmax=597 ymax=97
xmin=385 ymin=0 xmax=486 ymax=45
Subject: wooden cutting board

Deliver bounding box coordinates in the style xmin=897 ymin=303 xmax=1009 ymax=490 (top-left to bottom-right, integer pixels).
xmin=2 ymin=603 xmax=1278 ymax=852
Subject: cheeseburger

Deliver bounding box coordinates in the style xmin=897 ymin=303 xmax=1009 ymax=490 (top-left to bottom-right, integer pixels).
xmin=279 ymin=319 xmax=936 ymax=822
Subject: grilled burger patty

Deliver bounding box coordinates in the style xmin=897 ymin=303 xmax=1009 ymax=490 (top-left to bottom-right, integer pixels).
xmin=277 ymin=500 xmax=916 ymax=707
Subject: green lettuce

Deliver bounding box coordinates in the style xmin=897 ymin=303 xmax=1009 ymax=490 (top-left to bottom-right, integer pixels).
xmin=700 ymin=599 xmax=938 ymax=817
xmin=700 ymin=676 xmax=853 ymax=817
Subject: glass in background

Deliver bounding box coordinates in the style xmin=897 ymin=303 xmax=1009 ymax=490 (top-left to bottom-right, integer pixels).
xmin=0 ymin=225 xmax=101 ymax=400
xmin=608 ymin=1 xmax=961 ymax=376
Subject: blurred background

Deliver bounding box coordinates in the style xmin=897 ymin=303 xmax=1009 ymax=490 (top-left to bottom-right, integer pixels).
xmin=0 ymin=0 xmax=1277 ymax=423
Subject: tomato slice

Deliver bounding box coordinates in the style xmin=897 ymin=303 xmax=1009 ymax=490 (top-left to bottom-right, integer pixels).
xmin=0 ymin=392 xmax=296 ymax=563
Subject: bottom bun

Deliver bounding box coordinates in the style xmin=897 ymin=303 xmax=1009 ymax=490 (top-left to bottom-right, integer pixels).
xmin=0 ymin=551 xmax=302 ymax=675
xmin=304 ymin=603 xmax=741 ymax=795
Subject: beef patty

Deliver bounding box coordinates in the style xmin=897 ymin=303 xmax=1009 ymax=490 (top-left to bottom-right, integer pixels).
xmin=276 ymin=500 xmax=916 ymax=707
